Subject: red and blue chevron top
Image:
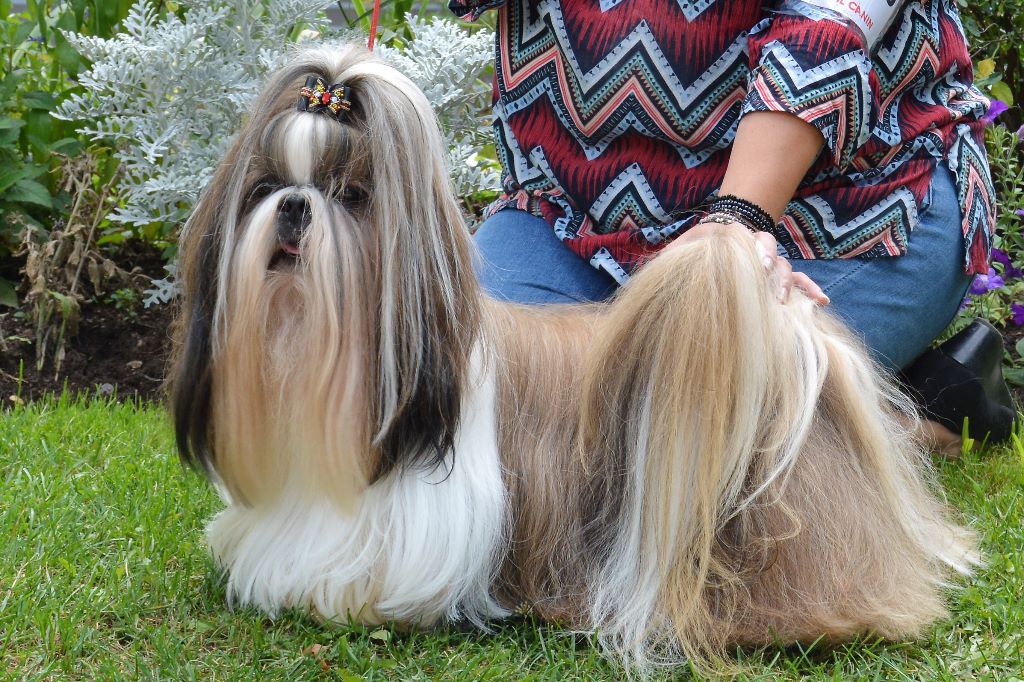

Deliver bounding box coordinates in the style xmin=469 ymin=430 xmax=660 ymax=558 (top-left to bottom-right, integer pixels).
xmin=449 ymin=0 xmax=995 ymax=281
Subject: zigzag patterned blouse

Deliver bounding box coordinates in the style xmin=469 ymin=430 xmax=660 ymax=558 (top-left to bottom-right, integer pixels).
xmin=450 ymin=0 xmax=995 ymax=280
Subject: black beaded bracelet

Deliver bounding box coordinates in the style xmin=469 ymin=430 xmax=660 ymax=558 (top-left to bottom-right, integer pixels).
xmin=704 ymin=194 xmax=776 ymax=233
xmin=697 ymin=212 xmax=753 ymax=231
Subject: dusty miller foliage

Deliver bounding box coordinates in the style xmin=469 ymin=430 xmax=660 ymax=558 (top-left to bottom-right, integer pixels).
xmin=55 ymin=0 xmax=331 ymax=227
xmin=55 ymin=3 xmax=497 ymax=306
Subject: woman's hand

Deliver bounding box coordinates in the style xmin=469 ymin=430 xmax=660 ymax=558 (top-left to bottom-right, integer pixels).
xmin=667 ymin=220 xmax=830 ymax=306
xmin=697 ymin=110 xmax=828 ymax=305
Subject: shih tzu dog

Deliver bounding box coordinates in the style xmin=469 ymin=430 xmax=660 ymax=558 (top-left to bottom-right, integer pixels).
xmin=170 ymin=44 xmax=978 ymax=673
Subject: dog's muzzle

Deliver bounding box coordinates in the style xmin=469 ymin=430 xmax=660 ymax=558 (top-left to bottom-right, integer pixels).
xmin=274 ymin=194 xmax=311 ymax=265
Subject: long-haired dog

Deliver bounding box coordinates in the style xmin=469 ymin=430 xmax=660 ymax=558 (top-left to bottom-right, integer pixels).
xmin=171 ymin=45 xmax=978 ymax=673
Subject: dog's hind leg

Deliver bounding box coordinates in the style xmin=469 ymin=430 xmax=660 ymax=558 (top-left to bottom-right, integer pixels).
xmin=728 ymin=323 xmax=978 ymax=646
xmin=578 ymin=229 xmax=977 ymax=673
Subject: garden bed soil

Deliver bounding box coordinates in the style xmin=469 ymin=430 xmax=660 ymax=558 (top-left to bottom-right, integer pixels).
xmin=0 ymin=243 xmax=175 ymax=406
xmin=1 ymin=251 xmax=1022 ymax=409
xmin=0 ymin=299 xmax=174 ymax=406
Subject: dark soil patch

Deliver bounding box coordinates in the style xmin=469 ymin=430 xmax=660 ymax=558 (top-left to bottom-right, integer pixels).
xmin=0 ymin=243 xmax=175 ymax=406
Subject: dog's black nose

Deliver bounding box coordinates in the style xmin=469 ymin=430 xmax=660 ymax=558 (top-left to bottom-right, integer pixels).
xmin=277 ymin=194 xmax=310 ymax=246
xmin=280 ymin=194 xmax=308 ymax=227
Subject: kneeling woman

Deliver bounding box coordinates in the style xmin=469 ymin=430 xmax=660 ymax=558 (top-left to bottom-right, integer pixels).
xmin=456 ymin=0 xmax=1016 ymax=446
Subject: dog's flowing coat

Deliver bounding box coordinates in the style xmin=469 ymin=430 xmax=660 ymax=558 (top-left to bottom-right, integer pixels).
xmin=171 ymin=45 xmax=978 ymax=672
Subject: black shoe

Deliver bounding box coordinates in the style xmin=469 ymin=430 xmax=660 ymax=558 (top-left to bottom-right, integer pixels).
xmin=900 ymin=319 xmax=1018 ymax=444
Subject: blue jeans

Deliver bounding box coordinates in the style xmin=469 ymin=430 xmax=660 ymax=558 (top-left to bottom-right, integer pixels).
xmin=473 ymin=164 xmax=972 ymax=371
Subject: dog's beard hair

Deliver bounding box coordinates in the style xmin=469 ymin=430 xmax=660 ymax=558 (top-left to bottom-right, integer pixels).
xmin=206 ymin=188 xmax=509 ymax=623
xmin=206 ymin=185 xmax=507 ymax=627
xmin=212 ymin=189 xmax=371 ymax=507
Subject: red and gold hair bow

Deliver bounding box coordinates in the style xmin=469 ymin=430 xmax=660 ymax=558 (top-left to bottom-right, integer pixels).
xmin=296 ymin=76 xmax=352 ymax=118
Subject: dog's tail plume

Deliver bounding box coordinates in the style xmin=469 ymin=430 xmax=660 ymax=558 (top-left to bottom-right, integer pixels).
xmin=580 ymin=228 xmax=977 ymax=673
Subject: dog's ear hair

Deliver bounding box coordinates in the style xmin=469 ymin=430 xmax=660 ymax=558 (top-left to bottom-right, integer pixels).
xmin=339 ymin=61 xmax=482 ymax=479
xmin=170 ymin=238 xmax=217 ymax=474
xmin=170 ymin=175 xmax=225 ymax=474
xmin=372 ymin=310 xmax=472 ymax=480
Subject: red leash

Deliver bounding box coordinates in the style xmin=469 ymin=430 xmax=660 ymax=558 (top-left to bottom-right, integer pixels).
xmin=367 ymin=0 xmax=383 ymax=51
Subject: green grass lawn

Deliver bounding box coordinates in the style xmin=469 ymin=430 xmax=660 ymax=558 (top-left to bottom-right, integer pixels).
xmin=1 ymin=397 xmax=1022 ymax=680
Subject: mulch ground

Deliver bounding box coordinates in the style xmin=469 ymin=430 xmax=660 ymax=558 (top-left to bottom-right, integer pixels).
xmin=0 ymin=299 xmax=174 ymax=406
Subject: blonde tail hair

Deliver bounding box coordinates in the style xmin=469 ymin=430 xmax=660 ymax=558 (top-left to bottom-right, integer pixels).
xmin=581 ymin=228 xmax=978 ymax=673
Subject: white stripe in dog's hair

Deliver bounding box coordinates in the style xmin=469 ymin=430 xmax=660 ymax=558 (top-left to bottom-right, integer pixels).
xmin=170 ymin=43 xmax=979 ymax=676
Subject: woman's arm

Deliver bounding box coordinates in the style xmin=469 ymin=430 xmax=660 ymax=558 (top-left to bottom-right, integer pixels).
xmin=677 ymin=5 xmax=878 ymax=305
xmin=670 ymin=110 xmax=830 ymax=305
xmin=720 ymin=110 xmax=829 ymax=304
xmin=719 ymin=110 xmax=824 ymax=222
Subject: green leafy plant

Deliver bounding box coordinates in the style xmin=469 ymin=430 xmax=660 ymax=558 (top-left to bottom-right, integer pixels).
xmin=952 ymin=124 xmax=1024 ymax=390
xmin=106 ymin=286 xmax=141 ymax=317
xmin=986 ymin=125 xmax=1024 ymax=257
xmin=0 ymin=6 xmax=56 ymax=258
xmin=960 ymin=0 xmax=1024 ymax=125
xmin=0 ymin=0 xmax=134 ymax=306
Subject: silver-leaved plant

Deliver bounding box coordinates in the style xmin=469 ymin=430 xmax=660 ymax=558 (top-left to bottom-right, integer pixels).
xmin=57 ymin=3 xmax=498 ymax=225
xmin=55 ymin=0 xmax=332 ymax=227
xmin=55 ymin=3 xmax=497 ymax=305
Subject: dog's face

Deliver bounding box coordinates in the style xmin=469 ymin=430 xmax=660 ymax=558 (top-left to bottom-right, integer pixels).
xmin=247 ymin=165 xmax=365 ymax=274
xmin=171 ymin=45 xmax=480 ymax=506
xmin=229 ymin=89 xmax=373 ymax=277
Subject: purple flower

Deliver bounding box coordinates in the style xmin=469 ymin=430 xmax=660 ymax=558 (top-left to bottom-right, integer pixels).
xmin=959 ymin=294 xmax=972 ymax=311
xmin=1016 ymin=209 xmax=1024 ymax=218
xmin=991 ymin=248 xmax=1024 ymax=279
xmin=1012 ymin=303 xmax=1024 ymax=326
xmin=982 ymin=99 xmax=1009 ymax=124
xmin=970 ymin=267 xmax=1005 ymax=294
xmin=1017 ymin=124 xmax=1024 ymax=140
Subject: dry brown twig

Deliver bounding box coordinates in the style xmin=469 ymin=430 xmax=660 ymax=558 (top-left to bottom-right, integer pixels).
xmin=19 ymin=151 xmax=147 ymax=375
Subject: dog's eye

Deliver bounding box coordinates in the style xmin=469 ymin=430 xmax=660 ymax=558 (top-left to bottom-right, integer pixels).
xmin=340 ymin=185 xmax=368 ymax=208
xmin=247 ymin=181 xmax=277 ymax=206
